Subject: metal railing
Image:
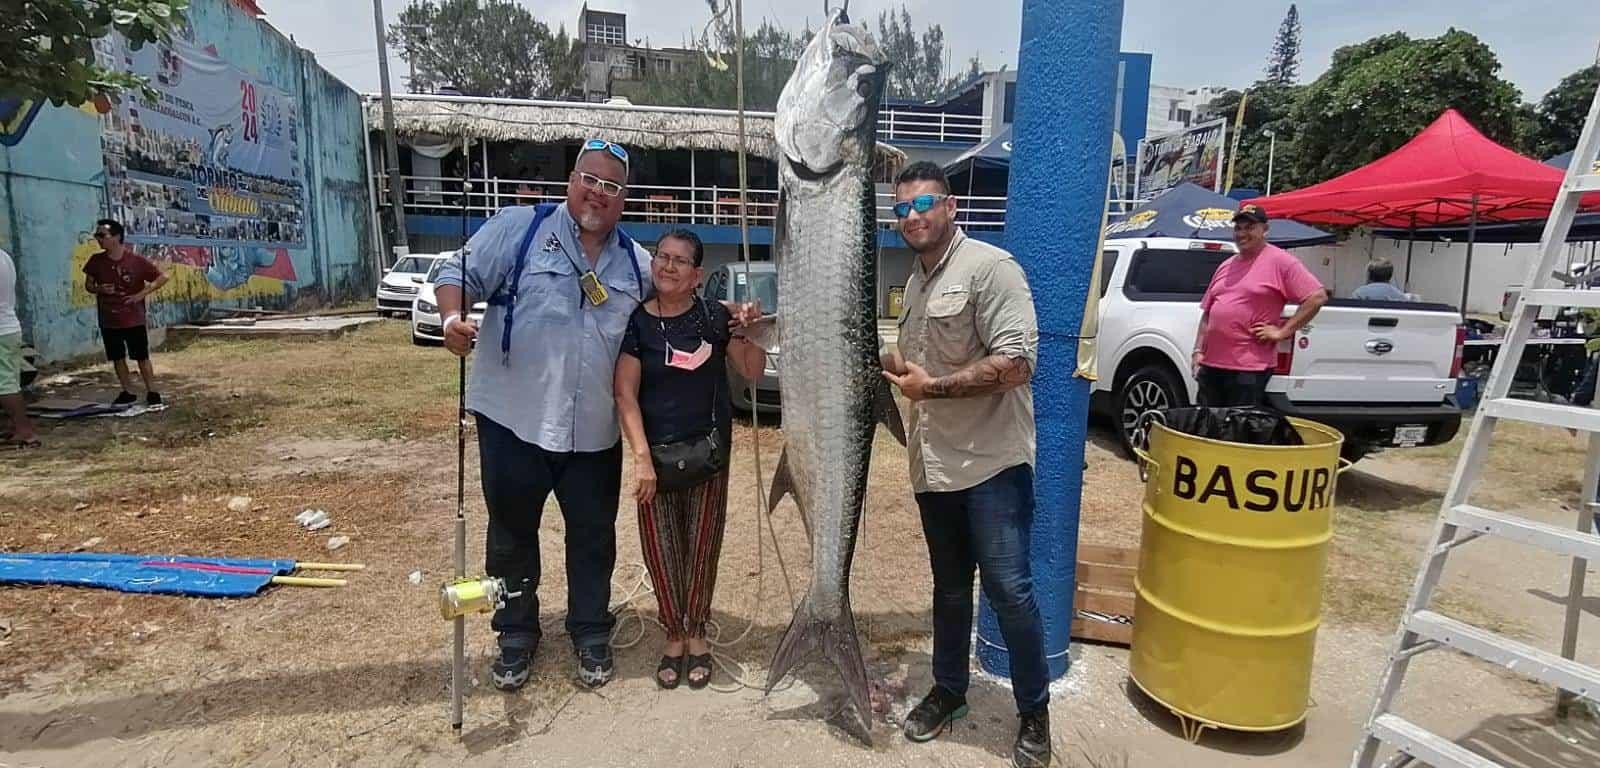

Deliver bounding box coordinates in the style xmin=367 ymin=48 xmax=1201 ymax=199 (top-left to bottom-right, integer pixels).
xmin=877 ymin=109 xmax=986 ymax=144
xmin=382 ymin=174 xmax=1010 ymax=231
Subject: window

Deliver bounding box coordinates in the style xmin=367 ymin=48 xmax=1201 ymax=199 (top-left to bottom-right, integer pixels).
xmin=586 ymin=21 xmax=624 ymax=46
xmin=1098 ymin=250 xmax=1118 ymax=298
xmin=1003 ymin=81 xmax=1017 ymax=125
xmin=1122 ymin=248 xmax=1229 ymax=300
xmin=1176 ymin=108 xmax=1192 ymax=126
xmin=588 ymin=49 xmax=606 ymax=63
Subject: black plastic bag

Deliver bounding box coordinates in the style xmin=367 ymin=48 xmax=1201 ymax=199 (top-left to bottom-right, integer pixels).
xmin=1154 ymin=407 xmax=1304 ymax=447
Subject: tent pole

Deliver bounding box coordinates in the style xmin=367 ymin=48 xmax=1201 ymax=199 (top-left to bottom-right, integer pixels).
xmin=1460 ymin=193 xmax=1479 ymax=320
xmin=1404 ymin=213 xmax=1417 ymax=292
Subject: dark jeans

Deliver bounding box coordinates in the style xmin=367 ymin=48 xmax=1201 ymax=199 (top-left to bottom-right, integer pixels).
xmin=915 ymin=463 xmax=1049 ymax=714
xmin=477 ymin=414 xmax=621 ymax=651
xmin=1196 ymin=365 xmax=1273 ymax=407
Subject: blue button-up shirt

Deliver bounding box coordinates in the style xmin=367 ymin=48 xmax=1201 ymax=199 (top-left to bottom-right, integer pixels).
xmin=435 ymin=203 xmax=653 ymax=453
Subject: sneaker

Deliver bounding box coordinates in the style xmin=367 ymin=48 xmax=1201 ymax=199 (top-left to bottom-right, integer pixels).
xmin=1013 ymin=707 xmax=1052 ymax=768
xmin=903 ymin=685 xmax=968 ymax=743
xmin=490 ymin=646 xmax=531 ymax=691
xmin=112 ymin=391 xmax=137 ymax=406
xmin=146 ymin=391 xmax=162 ymax=406
xmin=574 ymin=645 xmax=615 ymax=689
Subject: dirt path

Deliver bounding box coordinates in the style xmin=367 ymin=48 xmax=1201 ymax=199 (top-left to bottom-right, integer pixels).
xmin=1 ymin=322 xmax=1595 ymax=766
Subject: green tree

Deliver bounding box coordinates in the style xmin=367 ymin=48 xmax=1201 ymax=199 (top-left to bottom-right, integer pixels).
xmin=628 ymin=20 xmax=807 ymax=111
xmin=1 ymin=0 xmax=189 ymax=106
xmin=876 ymin=5 xmax=951 ymax=101
xmin=1532 ymin=64 xmax=1600 ymax=160
xmin=1201 ymin=82 xmax=1306 ymax=191
xmin=390 ymin=0 xmax=578 ymax=99
xmin=1264 ymin=4 xmax=1302 ymax=85
xmin=1289 ymin=29 xmax=1523 ymax=187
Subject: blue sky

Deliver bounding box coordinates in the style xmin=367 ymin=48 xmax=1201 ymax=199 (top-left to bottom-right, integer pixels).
xmin=269 ymin=1 xmax=1599 ymax=102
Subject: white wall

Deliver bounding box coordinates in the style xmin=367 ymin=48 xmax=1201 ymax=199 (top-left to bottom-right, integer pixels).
xmin=1292 ymin=236 xmax=1600 ymax=314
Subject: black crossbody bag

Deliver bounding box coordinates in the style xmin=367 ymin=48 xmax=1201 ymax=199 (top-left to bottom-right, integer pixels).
xmin=648 ymin=298 xmax=729 ymax=492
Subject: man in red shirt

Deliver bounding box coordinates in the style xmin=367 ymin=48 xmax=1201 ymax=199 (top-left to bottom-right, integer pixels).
xmin=83 ymin=219 xmax=169 ymax=406
xmin=1192 ymin=204 xmax=1328 ymax=406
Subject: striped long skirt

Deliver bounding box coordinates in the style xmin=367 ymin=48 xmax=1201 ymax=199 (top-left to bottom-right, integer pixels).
xmin=637 ymin=470 xmax=730 ymax=639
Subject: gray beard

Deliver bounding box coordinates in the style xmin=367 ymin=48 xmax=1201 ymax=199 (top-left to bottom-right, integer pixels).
xmin=576 ymin=210 xmax=605 ymax=233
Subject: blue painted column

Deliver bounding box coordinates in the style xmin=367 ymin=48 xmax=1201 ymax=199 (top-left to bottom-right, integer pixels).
xmin=976 ymin=0 xmax=1124 ymax=682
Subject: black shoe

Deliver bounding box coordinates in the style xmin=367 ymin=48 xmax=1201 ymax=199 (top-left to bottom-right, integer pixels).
xmin=491 ymin=646 xmax=531 ymax=691
xmin=575 ymin=645 xmax=614 ymax=689
xmin=1013 ymin=707 xmax=1052 ymax=768
xmin=112 ymin=391 xmax=137 ymax=406
xmin=903 ymin=685 xmax=968 ymax=743
xmin=146 ymin=391 xmax=162 ymax=406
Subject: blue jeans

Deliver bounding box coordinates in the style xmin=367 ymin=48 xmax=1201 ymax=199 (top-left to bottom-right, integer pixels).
xmin=915 ymin=464 xmax=1049 ymax=713
xmin=476 ymin=414 xmax=621 ymax=651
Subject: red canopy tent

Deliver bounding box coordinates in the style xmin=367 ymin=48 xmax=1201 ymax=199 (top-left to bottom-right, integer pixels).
xmin=1246 ymin=109 xmax=1600 ymax=313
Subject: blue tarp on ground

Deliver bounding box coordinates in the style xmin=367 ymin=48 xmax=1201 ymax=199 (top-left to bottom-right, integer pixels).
xmin=1105 ymin=182 xmax=1337 ymax=247
xmin=0 ymin=553 xmax=296 ymax=597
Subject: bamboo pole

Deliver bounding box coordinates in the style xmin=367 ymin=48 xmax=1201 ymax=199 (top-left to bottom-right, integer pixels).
xmin=271 ymin=576 xmax=348 ymax=588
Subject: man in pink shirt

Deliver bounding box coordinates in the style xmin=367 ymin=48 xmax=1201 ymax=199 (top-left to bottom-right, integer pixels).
xmin=1192 ymin=203 xmax=1328 ymax=406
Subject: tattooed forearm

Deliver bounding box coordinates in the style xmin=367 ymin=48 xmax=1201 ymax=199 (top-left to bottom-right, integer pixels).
xmin=924 ymin=355 xmax=1033 ymax=399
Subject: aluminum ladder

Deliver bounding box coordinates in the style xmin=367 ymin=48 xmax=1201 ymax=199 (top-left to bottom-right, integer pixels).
xmin=1352 ymin=78 xmax=1600 ymax=768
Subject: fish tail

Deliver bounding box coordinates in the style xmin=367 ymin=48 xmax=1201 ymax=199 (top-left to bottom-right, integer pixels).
xmin=766 ymin=593 xmax=873 ymax=736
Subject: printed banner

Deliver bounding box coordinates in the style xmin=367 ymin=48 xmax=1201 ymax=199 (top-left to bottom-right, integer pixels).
xmin=96 ymin=29 xmax=307 ymax=252
xmin=1135 ymin=119 xmax=1226 ymax=199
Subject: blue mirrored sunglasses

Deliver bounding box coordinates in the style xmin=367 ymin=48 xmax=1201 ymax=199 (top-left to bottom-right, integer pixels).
xmin=580 ymin=138 xmax=630 ymax=172
xmin=893 ymin=193 xmax=950 ymax=218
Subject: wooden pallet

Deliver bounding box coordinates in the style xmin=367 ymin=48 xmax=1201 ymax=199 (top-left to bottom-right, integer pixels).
xmin=1072 ymin=544 xmax=1138 ymax=646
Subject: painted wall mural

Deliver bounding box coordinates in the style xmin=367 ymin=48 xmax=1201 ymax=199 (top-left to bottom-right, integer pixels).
xmin=93 ymin=20 xmax=307 ymax=299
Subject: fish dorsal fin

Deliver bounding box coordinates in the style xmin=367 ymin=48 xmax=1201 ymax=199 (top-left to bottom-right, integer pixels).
xmin=767 ymin=448 xmax=811 ymax=539
xmin=875 ymin=378 xmax=907 ymax=446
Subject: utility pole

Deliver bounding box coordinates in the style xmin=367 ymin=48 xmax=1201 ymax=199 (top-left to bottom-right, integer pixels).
xmin=373 ymin=0 xmax=409 ymax=263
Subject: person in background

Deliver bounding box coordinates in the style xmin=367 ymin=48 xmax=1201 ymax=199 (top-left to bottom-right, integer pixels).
xmin=1192 ymin=204 xmax=1329 ymax=407
xmin=83 ymin=218 xmax=168 ymax=406
xmin=614 ymin=229 xmax=764 ymax=690
xmin=1351 ymin=258 xmax=1411 ymax=301
xmin=0 ymin=246 xmax=39 ymax=449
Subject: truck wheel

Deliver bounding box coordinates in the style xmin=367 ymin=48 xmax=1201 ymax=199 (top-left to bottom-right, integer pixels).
xmin=1117 ymin=364 xmax=1187 ymax=457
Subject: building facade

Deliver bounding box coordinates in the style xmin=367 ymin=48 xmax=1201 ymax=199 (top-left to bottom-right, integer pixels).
xmin=0 ymin=0 xmax=375 ymax=362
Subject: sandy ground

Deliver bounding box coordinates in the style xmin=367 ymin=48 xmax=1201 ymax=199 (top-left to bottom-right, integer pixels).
xmin=1 ymin=320 xmax=1597 ymax=767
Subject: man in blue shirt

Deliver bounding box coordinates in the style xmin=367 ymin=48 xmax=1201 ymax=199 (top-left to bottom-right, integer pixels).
xmin=1351 ymin=258 xmax=1411 ymax=301
xmin=435 ymin=140 xmax=652 ymax=691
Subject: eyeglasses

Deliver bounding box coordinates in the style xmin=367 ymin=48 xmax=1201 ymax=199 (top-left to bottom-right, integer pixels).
xmin=578 ymin=138 xmax=630 ymax=175
xmin=576 ymin=171 xmax=625 ymax=198
xmin=893 ymin=193 xmax=951 ymax=219
xmin=652 ymin=253 xmax=698 ymax=268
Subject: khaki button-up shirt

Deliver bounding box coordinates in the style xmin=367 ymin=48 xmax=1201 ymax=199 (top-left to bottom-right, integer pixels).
xmin=897 ymin=230 xmax=1039 ymax=493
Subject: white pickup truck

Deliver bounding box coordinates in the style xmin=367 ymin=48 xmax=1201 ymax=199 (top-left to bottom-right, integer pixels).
xmin=1093 ymin=237 xmax=1465 ymax=461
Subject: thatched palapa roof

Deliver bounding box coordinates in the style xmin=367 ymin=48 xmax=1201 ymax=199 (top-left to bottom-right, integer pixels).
xmin=362 ymin=93 xmax=906 ymax=169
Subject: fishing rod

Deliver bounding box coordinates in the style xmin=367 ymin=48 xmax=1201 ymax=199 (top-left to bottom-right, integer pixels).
xmin=451 ymin=133 xmax=470 ymax=734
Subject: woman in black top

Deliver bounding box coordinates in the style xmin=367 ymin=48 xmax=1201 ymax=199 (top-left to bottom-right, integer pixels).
xmin=615 ymin=229 xmax=764 ymax=689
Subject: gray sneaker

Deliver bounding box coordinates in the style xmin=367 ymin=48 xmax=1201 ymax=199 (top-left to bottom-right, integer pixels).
xmin=575 ymin=645 xmax=614 ymax=689
xmin=491 ymin=646 xmax=531 ymax=691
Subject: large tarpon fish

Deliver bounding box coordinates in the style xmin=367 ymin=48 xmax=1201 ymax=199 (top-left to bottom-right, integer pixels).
xmin=760 ymin=9 xmax=903 ymax=738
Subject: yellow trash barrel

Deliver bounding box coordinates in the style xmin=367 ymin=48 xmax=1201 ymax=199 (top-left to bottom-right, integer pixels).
xmin=1129 ymin=416 xmax=1343 ymax=733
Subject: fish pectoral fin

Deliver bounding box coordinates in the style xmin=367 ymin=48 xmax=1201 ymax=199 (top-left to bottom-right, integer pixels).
xmin=766 ymin=448 xmax=812 ymax=539
xmin=739 ymin=314 xmax=779 ymax=354
xmin=875 ymin=378 xmax=908 ymax=447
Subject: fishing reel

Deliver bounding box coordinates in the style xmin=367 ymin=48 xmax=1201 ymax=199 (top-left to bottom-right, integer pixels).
xmin=439 ymin=576 xmax=524 ymax=619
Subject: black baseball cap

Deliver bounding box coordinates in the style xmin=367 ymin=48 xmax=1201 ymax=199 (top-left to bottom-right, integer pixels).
xmin=1233 ymin=203 xmax=1269 ymax=224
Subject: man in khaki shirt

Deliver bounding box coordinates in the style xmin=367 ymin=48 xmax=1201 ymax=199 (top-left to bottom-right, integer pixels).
xmin=882 ymin=162 xmax=1050 ymax=768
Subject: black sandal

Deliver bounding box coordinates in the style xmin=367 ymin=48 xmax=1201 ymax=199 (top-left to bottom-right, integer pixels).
xmin=656 ymin=654 xmax=685 ymax=690
xmin=685 ymin=653 xmax=713 ymax=690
